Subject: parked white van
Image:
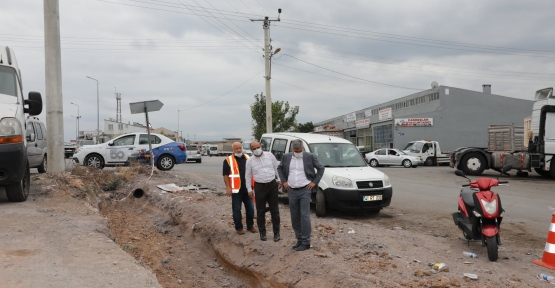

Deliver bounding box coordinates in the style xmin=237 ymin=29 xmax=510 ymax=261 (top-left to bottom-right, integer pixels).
xmin=0 ymin=46 xmax=43 ymax=202
xmin=260 ymin=133 xmax=392 ymax=216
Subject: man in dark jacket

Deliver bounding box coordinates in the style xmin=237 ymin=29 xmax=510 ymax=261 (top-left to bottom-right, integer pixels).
xmin=277 ymin=139 xmax=325 ymax=251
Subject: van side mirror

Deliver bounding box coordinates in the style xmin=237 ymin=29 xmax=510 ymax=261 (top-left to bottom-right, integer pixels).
xmin=108 ymin=141 xmax=114 ymax=146
xmin=24 ymin=92 xmax=43 ymax=116
xmin=26 ymin=133 xmax=35 ymax=142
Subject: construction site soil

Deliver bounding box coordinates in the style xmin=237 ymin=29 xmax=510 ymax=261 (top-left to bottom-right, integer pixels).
xmin=15 ymin=165 xmax=555 ymax=287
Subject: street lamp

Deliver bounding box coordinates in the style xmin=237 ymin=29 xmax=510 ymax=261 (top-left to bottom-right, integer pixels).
xmin=177 ymin=109 xmax=182 ymax=142
xmin=70 ymin=102 xmax=80 ymax=142
xmin=86 ymin=76 xmax=99 ymax=143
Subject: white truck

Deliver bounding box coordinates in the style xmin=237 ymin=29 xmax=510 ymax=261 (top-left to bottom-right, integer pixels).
xmin=451 ymin=87 xmax=555 ymax=178
xmin=403 ymin=140 xmax=451 ymax=166
xmin=216 ymin=142 xmax=233 ymax=156
xmin=0 ymin=46 xmax=43 ymax=202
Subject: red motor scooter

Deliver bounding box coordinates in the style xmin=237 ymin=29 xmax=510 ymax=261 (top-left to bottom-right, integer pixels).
xmin=452 ymin=165 xmax=511 ymax=261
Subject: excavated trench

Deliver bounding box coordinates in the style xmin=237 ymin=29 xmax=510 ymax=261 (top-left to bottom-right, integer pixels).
xmin=98 ymin=193 xmax=282 ymax=288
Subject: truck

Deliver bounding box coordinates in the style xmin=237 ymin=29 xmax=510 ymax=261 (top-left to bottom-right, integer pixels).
xmin=216 ymin=142 xmax=233 ymax=156
xmin=403 ymin=140 xmax=451 ymax=166
xmin=451 ymin=87 xmax=555 ymax=178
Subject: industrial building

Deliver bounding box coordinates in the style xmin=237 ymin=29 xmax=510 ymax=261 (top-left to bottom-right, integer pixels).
xmin=314 ymin=84 xmax=534 ymax=152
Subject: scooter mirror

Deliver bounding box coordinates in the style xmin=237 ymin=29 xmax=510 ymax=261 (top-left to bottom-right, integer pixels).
xmin=502 ymin=165 xmax=512 ymax=173
xmin=455 ymin=170 xmax=465 ymax=177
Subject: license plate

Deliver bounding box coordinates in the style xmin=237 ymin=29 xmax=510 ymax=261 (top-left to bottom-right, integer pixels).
xmin=363 ymin=195 xmax=382 ymax=201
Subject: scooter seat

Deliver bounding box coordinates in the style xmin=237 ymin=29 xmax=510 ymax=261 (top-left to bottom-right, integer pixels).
xmin=461 ymin=187 xmax=476 ymax=207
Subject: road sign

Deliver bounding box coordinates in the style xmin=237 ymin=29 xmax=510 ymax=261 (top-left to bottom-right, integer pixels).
xmin=129 ymin=100 xmax=164 ymax=167
xmin=129 ymin=100 xmax=163 ymax=114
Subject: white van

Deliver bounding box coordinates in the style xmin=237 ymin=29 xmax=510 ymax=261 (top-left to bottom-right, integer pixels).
xmin=242 ymin=140 xmax=253 ymax=156
xmin=260 ymin=133 xmax=392 ymax=216
xmin=0 ymin=46 xmax=43 ymax=202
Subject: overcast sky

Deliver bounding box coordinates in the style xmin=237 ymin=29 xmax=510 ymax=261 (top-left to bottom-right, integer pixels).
xmin=1 ymin=0 xmax=554 ymax=141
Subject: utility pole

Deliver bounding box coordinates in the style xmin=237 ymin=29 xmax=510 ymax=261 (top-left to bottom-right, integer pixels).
xmin=177 ymin=109 xmax=181 ymax=142
xmin=70 ymin=102 xmax=80 ymax=142
xmin=251 ymin=9 xmax=282 ymax=133
xmin=44 ymin=0 xmax=64 ymax=174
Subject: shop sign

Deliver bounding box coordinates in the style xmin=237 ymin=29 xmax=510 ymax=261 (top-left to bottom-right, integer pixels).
xmin=355 ymin=118 xmax=370 ymax=128
xmin=378 ymin=108 xmax=392 ymax=121
xmin=343 ymin=112 xmax=356 ymax=122
xmin=364 ymin=109 xmax=372 ymax=118
xmin=314 ymin=126 xmax=324 ymax=132
xmin=395 ymin=118 xmax=434 ymax=127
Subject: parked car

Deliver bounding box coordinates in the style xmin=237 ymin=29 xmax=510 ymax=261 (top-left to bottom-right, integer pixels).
xmin=25 ymin=117 xmax=47 ymax=173
xmin=64 ymin=142 xmax=77 ymax=158
xmin=260 ymin=132 xmax=392 ymax=216
xmin=78 ymin=139 xmax=95 ymax=147
xmin=73 ymin=132 xmax=184 ymax=169
xmin=186 ymin=144 xmax=201 ymax=163
xmin=133 ymin=141 xmax=187 ymax=171
xmin=365 ymin=148 xmax=422 ymax=168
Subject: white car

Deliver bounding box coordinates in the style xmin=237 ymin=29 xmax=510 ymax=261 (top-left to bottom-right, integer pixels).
xmin=73 ymin=132 xmax=174 ymax=169
xmin=365 ymin=148 xmax=422 ymax=168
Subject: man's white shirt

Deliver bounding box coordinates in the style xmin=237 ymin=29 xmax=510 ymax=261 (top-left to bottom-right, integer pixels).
xmin=245 ymin=152 xmax=281 ymax=192
xmin=288 ymin=153 xmax=311 ymax=188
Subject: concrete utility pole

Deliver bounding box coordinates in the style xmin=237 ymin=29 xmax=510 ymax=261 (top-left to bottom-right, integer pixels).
xmin=44 ymin=0 xmax=65 ymax=174
xmin=177 ymin=109 xmax=181 ymax=142
xmin=251 ymin=9 xmax=282 ymax=133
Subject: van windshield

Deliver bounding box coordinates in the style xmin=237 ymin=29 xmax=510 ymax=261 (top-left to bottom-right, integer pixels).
xmin=0 ymin=66 xmax=17 ymax=97
xmin=308 ymin=143 xmax=367 ymax=167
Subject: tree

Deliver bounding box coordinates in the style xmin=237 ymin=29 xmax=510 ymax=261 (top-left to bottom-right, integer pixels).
xmin=251 ymin=92 xmax=299 ymax=140
xmin=297 ymin=121 xmax=314 ymax=133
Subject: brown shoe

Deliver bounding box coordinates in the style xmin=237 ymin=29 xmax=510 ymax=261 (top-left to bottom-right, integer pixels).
xmin=236 ymin=229 xmax=245 ymax=235
xmin=247 ymin=227 xmax=258 ymax=233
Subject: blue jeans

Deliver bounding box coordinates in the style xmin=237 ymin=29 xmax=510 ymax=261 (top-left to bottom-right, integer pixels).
xmin=232 ymin=192 xmax=254 ymax=230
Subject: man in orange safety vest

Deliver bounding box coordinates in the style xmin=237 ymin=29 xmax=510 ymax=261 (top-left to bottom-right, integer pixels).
xmin=223 ymin=142 xmax=257 ymax=235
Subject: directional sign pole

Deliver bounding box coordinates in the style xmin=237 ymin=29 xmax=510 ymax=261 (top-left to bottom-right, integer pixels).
xmin=144 ymin=107 xmax=153 ymax=167
xmin=129 ymin=100 xmax=164 ymax=168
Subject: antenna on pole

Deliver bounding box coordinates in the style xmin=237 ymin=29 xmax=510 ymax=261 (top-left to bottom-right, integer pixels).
xmin=115 ymin=87 xmax=122 ymax=123
xmin=251 ymin=9 xmax=282 ymax=134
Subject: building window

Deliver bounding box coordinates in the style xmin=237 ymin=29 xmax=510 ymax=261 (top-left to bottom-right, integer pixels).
xmin=118 ymin=124 xmax=123 ymax=130
xmin=410 ymin=99 xmax=415 ymax=106
xmin=373 ymin=124 xmax=393 ymax=149
xmin=108 ymin=124 xmax=113 ymax=130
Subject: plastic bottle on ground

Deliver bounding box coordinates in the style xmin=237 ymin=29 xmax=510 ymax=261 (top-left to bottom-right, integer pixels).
xmin=463 ymin=252 xmax=478 ymax=258
xmin=538 ymin=274 xmax=555 ymax=283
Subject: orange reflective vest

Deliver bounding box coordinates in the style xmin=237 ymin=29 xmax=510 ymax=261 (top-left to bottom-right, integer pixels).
xmin=226 ymin=154 xmax=254 ymax=193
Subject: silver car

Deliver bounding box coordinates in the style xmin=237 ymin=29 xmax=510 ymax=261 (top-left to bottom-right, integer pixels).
xmin=186 ymin=145 xmax=202 ymax=163
xmin=365 ymin=148 xmax=422 ymax=168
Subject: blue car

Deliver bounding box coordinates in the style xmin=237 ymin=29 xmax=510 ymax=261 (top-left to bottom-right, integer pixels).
xmin=134 ymin=142 xmax=187 ymax=171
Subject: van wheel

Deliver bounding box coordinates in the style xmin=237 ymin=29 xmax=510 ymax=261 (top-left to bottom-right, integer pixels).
xmin=157 ymin=155 xmax=175 ymax=171
xmin=85 ymin=154 xmax=105 ymax=169
xmin=402 ymin=159 xmax=412 ymax=168
xmin=6 ymin=161 xmax=30 ymax=202
xmin=38 ymin=155 xmax=47 ymax=173
xmin=369 ymin=159 xmax=379 ymax=167
xmin=315 ymin=190 xmax=326 ymax=217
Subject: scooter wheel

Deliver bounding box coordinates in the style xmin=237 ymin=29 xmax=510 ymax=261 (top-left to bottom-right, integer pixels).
xmin=486 ymin=236 xmax=498 ymax=261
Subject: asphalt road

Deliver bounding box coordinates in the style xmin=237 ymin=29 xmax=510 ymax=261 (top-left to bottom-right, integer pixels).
xmin=173 ymin=155 xmax=555 ymax=240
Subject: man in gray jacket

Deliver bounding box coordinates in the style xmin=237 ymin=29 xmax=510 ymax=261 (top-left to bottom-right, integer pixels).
xmin=277 ymin=139 xmax=325 ymax=251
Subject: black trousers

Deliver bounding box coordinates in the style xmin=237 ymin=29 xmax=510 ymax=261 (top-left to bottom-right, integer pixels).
xmin=254 ymin=180 xmax=280 ymax=235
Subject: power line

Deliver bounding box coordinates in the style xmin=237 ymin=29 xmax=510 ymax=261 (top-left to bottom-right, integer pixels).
xmin=273 ymin=78 xmax=388 ymax=100
xmin=274 ymin=24 xmax=555 ymax=59
xmin=273 ymin=39 xmax=555 ymax=77
xmin=280 ymin=19 xmax=555 ymax=56
xmin=276 ymin=54 xmax=424 ymax=90
xmin=179 ymin=69 xmax=264 ymax=111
